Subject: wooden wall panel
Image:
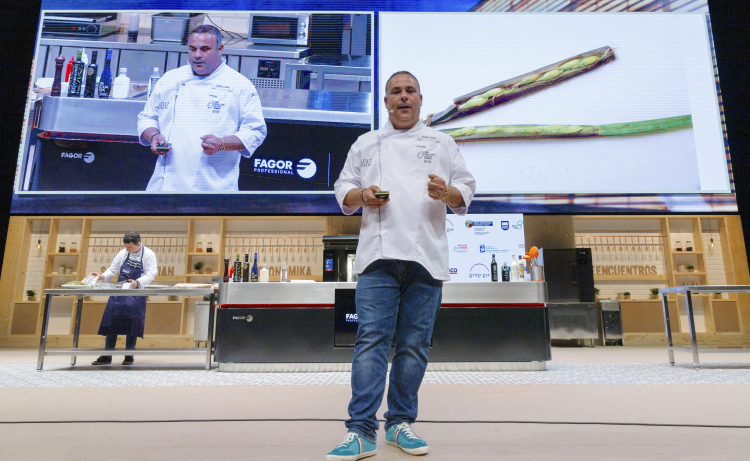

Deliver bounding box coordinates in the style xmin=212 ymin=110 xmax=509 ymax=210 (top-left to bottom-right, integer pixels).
xmin=726 ymin=215 xmax=750 ymax=333
xmin=713 ymin=302 xmax=742 ymax=333
xmin=0 ymin=217 xmax=29 ymax=336
xmin=621 ymin=302 xmax=679 ymax=333
xmin=10 ymin=304 xmax=38 ymax=335
xmin=326 ymin=216 xmax=361 ymax=236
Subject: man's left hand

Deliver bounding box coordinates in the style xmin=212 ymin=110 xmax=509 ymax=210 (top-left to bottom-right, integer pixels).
xmin=200 ymin=135 xmax=223 ymax=155
xmin=427 ymin=174 xmax=448 ymax=201
xmin=127 ymin=279 xmax=139 ymax=289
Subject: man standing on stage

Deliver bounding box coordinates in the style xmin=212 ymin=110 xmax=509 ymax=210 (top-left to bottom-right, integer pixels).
xmin=328 ymin=71 xmax=476 ymax=460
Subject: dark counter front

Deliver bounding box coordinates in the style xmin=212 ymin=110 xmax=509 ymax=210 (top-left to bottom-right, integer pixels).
xmin=214 ymin=305 xmax=550 ymax=364
xmin=30 ymin=121 xmax=367 ymax=192
xmin=26 ymin=91 xmax=370 ymax=192
xmin=213 ymin=282 xmax=550 ymax=368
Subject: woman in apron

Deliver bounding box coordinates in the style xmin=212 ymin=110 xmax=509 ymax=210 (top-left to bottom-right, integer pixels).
xmin=90 ymin=232 xmax=158 ymax=366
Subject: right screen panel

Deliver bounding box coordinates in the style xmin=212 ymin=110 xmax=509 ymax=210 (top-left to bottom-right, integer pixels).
xmin=379 ymin=9 xmax=734 ymax=212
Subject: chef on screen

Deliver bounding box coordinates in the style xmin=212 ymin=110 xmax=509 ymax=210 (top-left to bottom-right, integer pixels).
xmin=90 ymin=232 xmax=157 ymax=366
xmin=137 ymin=25 xmax=267 ymax=191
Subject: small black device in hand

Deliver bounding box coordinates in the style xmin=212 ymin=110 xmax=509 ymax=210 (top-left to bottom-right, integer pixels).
xmin=374 ymin=191 xmax=390 ymax=199
xmin=155 ymin=143 xmax=172 ymax=152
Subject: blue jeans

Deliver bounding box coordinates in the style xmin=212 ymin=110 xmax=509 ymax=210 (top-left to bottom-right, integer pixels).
xmin=345 ymin=260 xmax=443 ymax=442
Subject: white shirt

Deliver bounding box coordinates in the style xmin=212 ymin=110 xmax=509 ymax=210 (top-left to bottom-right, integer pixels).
xmin=334 ymin=120 xmax=476 ymax=281
xmin=137 ymin=62 xmax=267 ymax=191
xmin=102 ymin=246 xmax=158 ymax=288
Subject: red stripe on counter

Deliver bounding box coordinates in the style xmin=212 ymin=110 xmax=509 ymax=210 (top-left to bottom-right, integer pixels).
xmin=221 ymin=304 xmax=335 ymax=309
xmin=221 ymin=303 xmax=545 ymax=309
xmin=441 ymin=303 xmax=545 ymax=308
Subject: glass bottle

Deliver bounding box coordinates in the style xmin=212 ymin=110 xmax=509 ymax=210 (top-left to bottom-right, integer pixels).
xmin=196 ymin=242 xmax=203 ymax=253
xmin=98 ymin=49 xmax=113 ymax=99
xmin=58 ymin=242 xmax=66 ymax=253
xmin=66 ymin=50 xmax=85 ymax=97
xmin=686 ymin=240 xmax=693 ymax=252
xmin=70 ymin=242 xmax=77 ymax=253
xmin=675 ymin=241 xmax=682 ymax=251
xmin=233 ymin=254 xmax=242 ymax=282
xmin=206 ymin=242 xmax=213 ymax=253
xmin=83 ymin=50 xmax=98 ymax=98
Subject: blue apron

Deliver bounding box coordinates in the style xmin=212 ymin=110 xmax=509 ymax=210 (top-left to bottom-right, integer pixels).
xmin=98 ymin=247 xmax=147 ymax=337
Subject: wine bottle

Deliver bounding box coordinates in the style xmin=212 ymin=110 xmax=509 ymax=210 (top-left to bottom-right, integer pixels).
xmin=83 ymin=51 xmax=98 ymax=98
xmin=233 ymin=254 xmax=242 ymax=282
xmin=510 ymin=255 xmax=519 ymax=282
xmin=242 ymin=254 xmax=249 ymax=283
xmin=518 ymin=255 xmax=525 ymax=280
xmin=67 ymin=50 xmax=85 ymax=97
xmin=251 ymin=253 xmax=259 ymax=282
xmin=491 ymin=254 xmax=498 ymax=282
xmin=223 ymin=257 xmax=230 ymax=283
xmin=51 ymin=55 xmax=65 ymax=97
xmin=502 ymin=262 xmax=510 ymax=282
xmin=98 ymin=49 xmax=113 ymax=99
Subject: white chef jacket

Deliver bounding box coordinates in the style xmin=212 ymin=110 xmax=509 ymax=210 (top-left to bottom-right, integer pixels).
xmin=334 ymin=120 xmax=476 ymax=281
xmin=137 ymin=61 xmax=267 ymax=191
xmin=102 ymin=246 xmax=158 ymax=288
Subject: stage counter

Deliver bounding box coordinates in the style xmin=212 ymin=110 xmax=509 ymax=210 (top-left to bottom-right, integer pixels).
xmin=215 ymin=281 xmax=550 ymax=372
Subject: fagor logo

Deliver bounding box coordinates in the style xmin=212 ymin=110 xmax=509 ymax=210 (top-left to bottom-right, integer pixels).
xmin=345 ymin=313 xmax=358 ymax=323
xmin=61 ymin=152 xmax=95 ymax=163
xmin=296 ymin=158 xmax=317 ymax=179
xmin=253 ymin=158 xmax=294 ymax=175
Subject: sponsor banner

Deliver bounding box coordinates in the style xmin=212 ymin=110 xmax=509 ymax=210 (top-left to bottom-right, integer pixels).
xmin=446 ymin=213 xmax=525 ymax=282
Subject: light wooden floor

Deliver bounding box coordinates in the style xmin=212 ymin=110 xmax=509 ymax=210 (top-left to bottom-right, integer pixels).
xmin=2 ymin=346 xmax=750 ymax=460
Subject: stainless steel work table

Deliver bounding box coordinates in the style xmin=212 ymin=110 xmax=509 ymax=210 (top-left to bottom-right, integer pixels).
xmin=285 ymin=55 xmax=372 ymax=91
xmin=37 ymin=287 xmax=218 ymax=371
xmin=660 ymin=285 xmax=750 ymax=367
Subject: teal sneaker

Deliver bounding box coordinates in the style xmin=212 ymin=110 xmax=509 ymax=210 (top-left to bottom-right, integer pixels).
xmin=325 ymin=432 xmax=377 ymax=461
xmin=385 ymin=422 xmax=429 ymax=455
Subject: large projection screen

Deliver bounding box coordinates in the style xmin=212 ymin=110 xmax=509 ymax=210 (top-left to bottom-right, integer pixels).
xmin=10 ymin=0 xmax=735 ymax=214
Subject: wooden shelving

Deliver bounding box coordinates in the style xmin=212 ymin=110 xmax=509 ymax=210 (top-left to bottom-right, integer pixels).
xmin=673 ymin=272 xmax=706 ymax=276
xmin=671 ymin=251 xmax=703 ymax=255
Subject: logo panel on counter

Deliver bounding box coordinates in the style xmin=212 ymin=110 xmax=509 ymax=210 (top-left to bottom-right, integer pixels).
xmin=60 ymin=152 xmax=95 ymax=164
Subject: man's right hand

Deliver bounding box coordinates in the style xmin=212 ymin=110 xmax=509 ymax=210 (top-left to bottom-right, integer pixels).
xmin=362 ymin=185 xmax=389 ymax=209
xmin=91 ymin=272 xmax=105 ymax=282
xmin=150 ymin=133 xmax=170 ymax=155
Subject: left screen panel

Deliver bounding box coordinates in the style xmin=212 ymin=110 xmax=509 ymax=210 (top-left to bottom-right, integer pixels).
xmin=14 ymin=9 xmax=373 ymax=214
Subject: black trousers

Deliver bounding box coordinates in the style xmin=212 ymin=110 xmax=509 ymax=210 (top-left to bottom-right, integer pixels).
xmin=104 ymin=334 xmax=137 ymax=354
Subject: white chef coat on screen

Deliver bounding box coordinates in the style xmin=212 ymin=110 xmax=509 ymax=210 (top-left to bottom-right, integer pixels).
xmin=137 ymin=62 xmax=267 ymax=191
xmin=102 ymin=246 xmax=158 ymax=288
xmin=334 ymin=120 xmax=476 ymax=281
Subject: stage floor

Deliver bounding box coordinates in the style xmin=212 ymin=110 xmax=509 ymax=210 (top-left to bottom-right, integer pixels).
xmin=2 ymin=347 xmax=749 ymax=460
